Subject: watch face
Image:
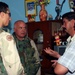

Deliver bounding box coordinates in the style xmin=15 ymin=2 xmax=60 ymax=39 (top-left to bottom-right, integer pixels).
xmin=69 ymin=0 xmax=75 ymax=9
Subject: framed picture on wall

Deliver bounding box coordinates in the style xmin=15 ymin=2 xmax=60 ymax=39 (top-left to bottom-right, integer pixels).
xmin=25 ymin=0 xmax=37 ymax=17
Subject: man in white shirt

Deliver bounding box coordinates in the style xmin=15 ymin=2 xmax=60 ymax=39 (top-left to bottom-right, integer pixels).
xmin=44 ymin=12 xmax=75 ymax=75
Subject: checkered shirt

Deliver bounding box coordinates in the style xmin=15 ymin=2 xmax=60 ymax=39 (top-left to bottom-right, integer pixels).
xmin=58 ymin=35 xmax=75 ymax=75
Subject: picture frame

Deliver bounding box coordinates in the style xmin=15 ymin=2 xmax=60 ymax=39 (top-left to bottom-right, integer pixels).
xmin=25 ymin=0 xmax=37 ymax=17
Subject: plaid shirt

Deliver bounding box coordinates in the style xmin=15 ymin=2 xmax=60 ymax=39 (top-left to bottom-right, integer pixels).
xmin=58 ymin=34 xmax=75 ymax=75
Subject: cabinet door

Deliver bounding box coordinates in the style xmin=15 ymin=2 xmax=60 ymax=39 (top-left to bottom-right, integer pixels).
xmin=27 ymin=21 xmax=52 ymax=55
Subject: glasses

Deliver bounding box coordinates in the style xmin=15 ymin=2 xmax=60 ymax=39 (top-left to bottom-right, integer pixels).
xmin=6 ymin=12 xmax=11 ymax=17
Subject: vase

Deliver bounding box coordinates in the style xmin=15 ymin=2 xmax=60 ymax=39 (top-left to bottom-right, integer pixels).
xmin=39 ymin=4 xmax=48 ymax=21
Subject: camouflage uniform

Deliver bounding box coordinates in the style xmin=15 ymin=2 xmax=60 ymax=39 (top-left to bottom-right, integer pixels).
xmin=0 ymin=29 xmax=24 ymax=75
xmin=13 ymin=33 xmax=41 ymax=75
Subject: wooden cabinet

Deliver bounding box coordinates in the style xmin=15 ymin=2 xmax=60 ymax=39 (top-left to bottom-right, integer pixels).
xmin=26 ymin=20 xmax=67 ymax=75
xmin=26 ymin=20 xmax=63 ymax=52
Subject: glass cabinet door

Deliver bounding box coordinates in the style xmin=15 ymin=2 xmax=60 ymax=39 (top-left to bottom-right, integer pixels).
xmin=33 ymin=30 xmax=43 ymax=56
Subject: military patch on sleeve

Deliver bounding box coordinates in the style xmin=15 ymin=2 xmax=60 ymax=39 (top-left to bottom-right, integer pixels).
xmin=6 ymin=35 xmax=13 ymax=41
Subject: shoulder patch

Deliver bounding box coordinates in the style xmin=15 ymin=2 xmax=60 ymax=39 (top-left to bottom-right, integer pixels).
xmin=6 ymin=35 xmax=13 ymax=41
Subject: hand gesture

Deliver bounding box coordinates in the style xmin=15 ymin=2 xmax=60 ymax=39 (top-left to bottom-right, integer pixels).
xmin=44 ymin=47 xmax=61 ymax=58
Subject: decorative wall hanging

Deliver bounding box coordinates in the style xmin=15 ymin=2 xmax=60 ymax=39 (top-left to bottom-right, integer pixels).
xmin=25 ymin=0 xmax=37 ymax=22
xmin=55 ymin=0 xmax=66 ymax=20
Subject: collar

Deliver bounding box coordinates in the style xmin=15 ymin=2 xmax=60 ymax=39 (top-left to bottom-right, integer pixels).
xmin=67 ymin=34 xmax=75 ymax=43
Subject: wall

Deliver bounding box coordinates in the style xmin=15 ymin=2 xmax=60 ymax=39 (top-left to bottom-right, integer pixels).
xmin=0 ymin=0 xmax=70 ymax=33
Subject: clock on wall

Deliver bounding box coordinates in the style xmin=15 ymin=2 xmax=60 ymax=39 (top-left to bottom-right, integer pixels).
xmin=69 ymin=0 xmax=75 ymax=11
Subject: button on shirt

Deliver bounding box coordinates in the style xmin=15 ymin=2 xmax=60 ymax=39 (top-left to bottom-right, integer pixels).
xmin=58 ymin=34 xmax=75 ymax=75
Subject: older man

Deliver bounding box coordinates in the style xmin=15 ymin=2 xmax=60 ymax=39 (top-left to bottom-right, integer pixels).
xmin=12 ymin=20 xmax=41 ymax=75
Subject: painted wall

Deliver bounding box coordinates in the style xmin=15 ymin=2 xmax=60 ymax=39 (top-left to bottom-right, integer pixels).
xmin=0 ymin=0 xmax=70 ymax=33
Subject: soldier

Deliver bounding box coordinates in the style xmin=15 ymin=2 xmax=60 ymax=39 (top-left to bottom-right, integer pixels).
xmin=12 ymin=20 xmax=41 ymax=75
xmin=0 ymin=2 xmax=24 ymax=75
